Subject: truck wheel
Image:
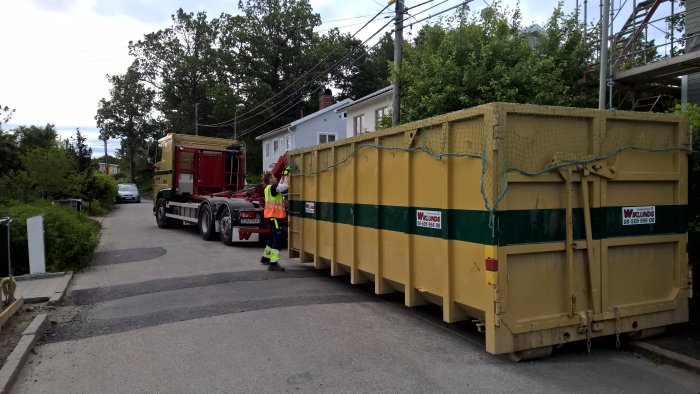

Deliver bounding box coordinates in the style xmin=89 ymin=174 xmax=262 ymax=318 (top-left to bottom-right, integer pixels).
xmin=156 ymin=198 xmax=172 ymax=228
xmin=219 ymin=205 xmax=235 ymax=246
xmin=199 ymin=205 xmax=216 ymax=241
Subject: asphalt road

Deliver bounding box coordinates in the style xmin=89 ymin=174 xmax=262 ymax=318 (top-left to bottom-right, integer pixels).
xmin=12 ymin=201 xmax=700 ymax=393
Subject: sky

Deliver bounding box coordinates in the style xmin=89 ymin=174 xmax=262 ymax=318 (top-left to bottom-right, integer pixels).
xmin=0 ymin=0 xmax=673 ymax=157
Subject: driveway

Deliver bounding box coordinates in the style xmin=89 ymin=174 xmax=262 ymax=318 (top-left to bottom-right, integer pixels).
xmin=12 ymin=201 xmax=700 ymax=393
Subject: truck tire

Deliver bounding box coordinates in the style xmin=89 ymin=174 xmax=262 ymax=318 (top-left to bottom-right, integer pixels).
xmin=156 ymin=198 xmax=172 ymax=228
xmin=199 ymin=204 xmax=216 ymax=241
xmin=219 ymin=205 xmax=235 ymax=246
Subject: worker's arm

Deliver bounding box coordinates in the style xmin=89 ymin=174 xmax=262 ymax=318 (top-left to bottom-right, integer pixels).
xmin=270 ymin=167 xmax=291 ymax=196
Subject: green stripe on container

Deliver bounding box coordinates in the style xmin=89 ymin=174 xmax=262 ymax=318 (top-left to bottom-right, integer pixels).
xmin=288 ymin=201 xmax=687 ymax=246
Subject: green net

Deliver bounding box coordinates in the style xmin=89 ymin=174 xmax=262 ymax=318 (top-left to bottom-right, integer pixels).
xmin=289 ymin=104 xmax=691 ymax=216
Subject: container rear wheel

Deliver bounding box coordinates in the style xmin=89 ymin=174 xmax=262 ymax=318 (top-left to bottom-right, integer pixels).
xmin=156 ymin=198 xmax=172 ymax=228
xmin=509 ymin=346 xmax=553 ymax=362
xmin=626 ymin=326 xmax=665 ymax=341
xmin=219 ymin=205 xmax=234 ymax=246
xmin=199 ymin=205 xmax=216 ymax=241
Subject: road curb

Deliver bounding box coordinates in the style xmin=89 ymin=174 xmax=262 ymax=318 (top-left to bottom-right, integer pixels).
xmin=48 ymin=271 xmax=73 ymax=306
xmin=0 ymin=313 xmax=48 ymax=394
xmin=630 ymin=341 xmax=700 ymax=375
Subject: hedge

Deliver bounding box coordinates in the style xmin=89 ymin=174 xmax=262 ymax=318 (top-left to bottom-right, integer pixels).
xmin=0 ymin=201 xmax=100 ymax=274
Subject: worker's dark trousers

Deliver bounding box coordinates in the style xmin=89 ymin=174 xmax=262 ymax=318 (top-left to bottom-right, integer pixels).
xmin=264 ymin=218 xmax=285 ymax=263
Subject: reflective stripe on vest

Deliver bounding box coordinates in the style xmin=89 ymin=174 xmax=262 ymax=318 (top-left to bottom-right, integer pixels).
xmin=264 ymin=185 xmax=286 ymax=219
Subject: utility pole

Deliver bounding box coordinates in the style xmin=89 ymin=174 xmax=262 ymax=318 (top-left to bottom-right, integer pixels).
xmin=598 ymin=0 xmax=609 ymax=110
xmin=103 ymin=138 xmax=108 ymax=174
xmin=194 ymin=103 xmax=199 ymax=136
xmin=392 ymin=0 xmax=404 ymax=127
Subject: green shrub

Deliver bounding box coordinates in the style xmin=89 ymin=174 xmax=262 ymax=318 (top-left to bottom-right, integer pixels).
xmin=0 ymin=201 xmax=100 ymax=274
xmin=83 ymin=171 xmax=117 ymax=214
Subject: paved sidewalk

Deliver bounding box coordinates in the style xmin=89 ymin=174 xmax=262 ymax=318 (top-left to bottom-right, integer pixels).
xmin=0 ymin=273 xmax=72 ymax=393
xmin=630 ymin=323 xmax=700 ymax=374
xmin=14 ymin=272 xmax=73 ymax=304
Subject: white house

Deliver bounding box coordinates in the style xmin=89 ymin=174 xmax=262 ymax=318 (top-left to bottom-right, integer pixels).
xmin=98 ymin=162 xmax=120 ymax=175
xmin=334 ymin=85 xmax=393 ymax=138
xmin=256 ymin=90 xmax=352 ymax=171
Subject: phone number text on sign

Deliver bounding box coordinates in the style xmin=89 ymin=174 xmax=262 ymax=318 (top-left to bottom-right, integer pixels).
xmin=622 ymin=206 xmax=655 ymax=225
xmin=417 ymin=210 xmax=442 ymax=229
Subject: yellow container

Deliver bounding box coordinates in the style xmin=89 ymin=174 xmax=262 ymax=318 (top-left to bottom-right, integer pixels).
xmin=287 ymin=103 xmax=693 ymax=357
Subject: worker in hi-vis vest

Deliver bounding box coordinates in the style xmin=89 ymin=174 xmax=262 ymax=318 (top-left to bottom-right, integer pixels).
xmin=260 ymin=166 xmax=290 ymax=271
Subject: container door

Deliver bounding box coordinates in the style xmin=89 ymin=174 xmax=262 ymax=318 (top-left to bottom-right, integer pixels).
xmin=598 ymin=119 xmax=687 ymax=319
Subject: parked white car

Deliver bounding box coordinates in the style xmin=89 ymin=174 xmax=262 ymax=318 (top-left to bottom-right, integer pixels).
xmin=116 ymin=183 xmax=140 ymax=203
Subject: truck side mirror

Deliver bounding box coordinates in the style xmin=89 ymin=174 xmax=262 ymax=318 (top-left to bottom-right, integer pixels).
xmin=148 ymin=142 xmax=157 ymax=158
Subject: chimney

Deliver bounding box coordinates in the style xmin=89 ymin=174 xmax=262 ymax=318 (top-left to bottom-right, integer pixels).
xmin=319 ymin=88 xmax=333 ymax=110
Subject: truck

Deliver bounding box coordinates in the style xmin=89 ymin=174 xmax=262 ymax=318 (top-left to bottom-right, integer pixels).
xmin=148 ymin=133 xmax=288 ymax=244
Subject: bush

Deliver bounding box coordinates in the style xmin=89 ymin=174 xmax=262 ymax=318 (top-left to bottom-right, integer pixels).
xmin=83 ymin=171 xmax=118 ymax=215
xmin=0 ymin=201 xmax=100 ymax=274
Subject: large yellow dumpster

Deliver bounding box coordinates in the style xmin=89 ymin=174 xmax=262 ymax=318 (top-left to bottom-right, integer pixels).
xmin=287 ymin=103 xmax=693 ymax=357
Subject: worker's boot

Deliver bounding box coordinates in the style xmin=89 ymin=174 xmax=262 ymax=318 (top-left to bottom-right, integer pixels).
xmin=260 ymin=256 xmax=270 ymax=265
xmin=268 ymin=263 xmax=285 ymax=272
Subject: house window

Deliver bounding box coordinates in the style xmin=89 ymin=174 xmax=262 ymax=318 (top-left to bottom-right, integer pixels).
xmin=265 ymin=142 xmax=270 ymax=158
xmin=353 ymin=114 xmax=365 ymax=135
xmin=319 ymin=133 xmax=336 ymax=144
xmin=286 ymin=135 xmax=290 ymax=150
xmin=375 ymin=106 xmax=390 ymax=129
xmin=273 ymin=140 xmax=279 ymax=155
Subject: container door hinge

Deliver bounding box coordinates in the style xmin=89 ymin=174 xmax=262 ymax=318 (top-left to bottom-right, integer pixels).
xmin=472 ymin=319 xmax=486 ymax=333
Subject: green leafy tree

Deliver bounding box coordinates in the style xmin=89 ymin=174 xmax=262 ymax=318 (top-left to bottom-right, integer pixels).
xmin=96 ymin=65 xmax=156 ymax=183
xmin=0 ymin=133 xmax=18 ymax=174
xmin=339 ymin=32 xmax=394 ymax=100
xmin=129 ymin=8 xmax=220 ymax=133
xmin=396 ymin=3 xmax=597 ymax=123
xmin=14 ymin=124 xmax=58 ymax=154
xmin=21 ymin=147 xmax=78 ymax=199
xmin=64 ymin=128 xmax=95 ymax=173
xmin=0 ymin=104 xmax=14 ymax=131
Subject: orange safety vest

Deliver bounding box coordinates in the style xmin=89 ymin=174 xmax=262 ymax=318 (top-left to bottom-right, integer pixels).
xmin=264 ymin=184 xmax=286 ymax=219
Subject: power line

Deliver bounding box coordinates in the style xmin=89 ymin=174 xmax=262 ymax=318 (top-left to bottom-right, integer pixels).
xmin=319 ymin=12 xmax=393 ymax=24
xmin=236 ymin=20 xmax=393 ymax=139
xmin=198 ymin=3 xmax=392 ymax=129
xmin=238 ymin=1 xmax=474 ymax=135
xmin=315 ymin=17 xmax=392 ymax=33
xmin=235 ymin=99 xmax=305 ymax=139
xmin=400 ymin=0 xmax=473 ymax=31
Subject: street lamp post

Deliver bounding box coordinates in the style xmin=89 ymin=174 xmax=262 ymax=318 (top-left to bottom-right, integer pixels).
xmin=234 ymin=103 xmax=245 ymax=141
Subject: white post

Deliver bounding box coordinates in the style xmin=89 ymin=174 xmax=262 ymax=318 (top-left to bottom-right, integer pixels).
xmin=27 ymin=216 xmax=46 ymax=274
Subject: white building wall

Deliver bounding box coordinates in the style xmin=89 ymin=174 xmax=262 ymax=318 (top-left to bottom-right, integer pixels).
xmin=262 ymin=131 xmax=293 ymax=171
xmin=343 ymin=95 xmax=392 ymax=138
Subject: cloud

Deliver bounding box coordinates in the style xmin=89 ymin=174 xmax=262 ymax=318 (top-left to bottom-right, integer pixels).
xmin=30 ymin=0 xmax=77 ymax=13
xmin=91 ymin=0 xmax=241 ymax=24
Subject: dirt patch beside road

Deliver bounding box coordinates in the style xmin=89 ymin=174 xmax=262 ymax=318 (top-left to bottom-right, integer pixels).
xmin=0 ymin=305 xmax=47 ymax=368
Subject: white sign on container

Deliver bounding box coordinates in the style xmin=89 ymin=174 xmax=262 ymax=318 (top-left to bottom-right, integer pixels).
xmin=622 ymin=206 xmax=656 ymax=226
xmin=416 ymin=210 xmax=442 ymax=229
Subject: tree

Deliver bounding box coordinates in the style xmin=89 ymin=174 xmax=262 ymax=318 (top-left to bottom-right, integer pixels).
xmin=338 ymin=32 xmax=394 ymax=100
xmin=21 ymin=147 xmax=78 ymax=199
xmin=129 ymin=8 xmax=220 ymax=134
xmin=0 ymin=104 xmax=14 ymax=131
xmin=14 ymin=124 xmax=58 ymax=154
xmin=95 ymin=65 xmax=156 ymax=183
xmin=395 ymin=3 xmax=597 ymax=123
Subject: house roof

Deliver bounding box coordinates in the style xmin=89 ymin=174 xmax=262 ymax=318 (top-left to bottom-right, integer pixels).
xmin=255 ymin=98 xmax=353 ymax=141
xmin=334 ymin=85 xmax=393 ymax=112
xmin=255 ymin=124 xmax=290 ymax=141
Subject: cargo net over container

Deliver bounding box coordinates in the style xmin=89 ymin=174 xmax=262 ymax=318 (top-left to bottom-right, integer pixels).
xmin=289 ymin=104 xmax=691 ymax=219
